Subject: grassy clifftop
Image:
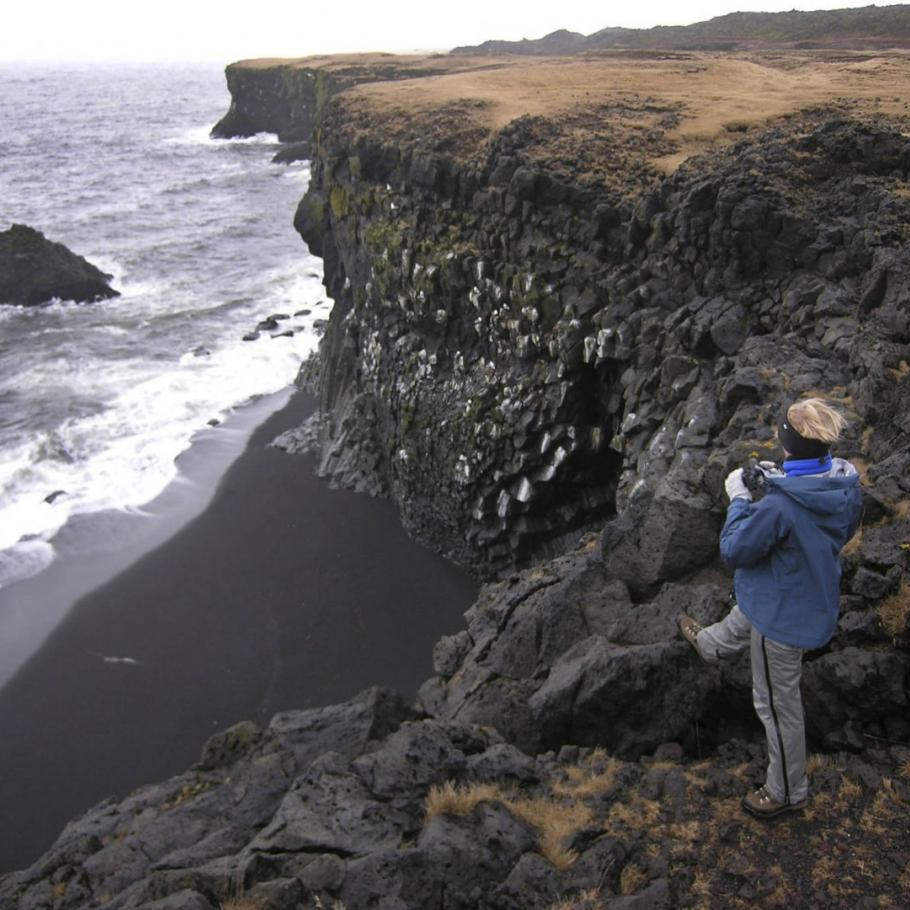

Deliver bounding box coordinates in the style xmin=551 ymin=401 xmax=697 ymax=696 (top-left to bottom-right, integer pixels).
xmin=331 ymin=50 xmax=910 ymax=187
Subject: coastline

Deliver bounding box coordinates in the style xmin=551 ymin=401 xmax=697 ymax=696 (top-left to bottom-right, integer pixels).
xmin=0 ymin=387 xmax=300 ymax=692
xmin=0 ymin=389 xmax=478 ymax=874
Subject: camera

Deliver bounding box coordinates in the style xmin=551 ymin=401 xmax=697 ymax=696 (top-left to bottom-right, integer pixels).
xmin=742 ymin=459 xmax=782 ymax=500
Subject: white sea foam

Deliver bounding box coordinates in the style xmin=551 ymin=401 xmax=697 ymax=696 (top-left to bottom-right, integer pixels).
xmin=163 ymin=125 xmax=218 ymax=146
xmin=0 ymin=64 xmax=328 ymax=592
xmin=165 ymin=128 xmax=284 ymax=148
xmin=0 ymin=540 xmax=55 ymax=589
xmin=209 ymin=132 xmax=281 ymax=146
xmin=0 ymin=311 xmax=322 ymax=583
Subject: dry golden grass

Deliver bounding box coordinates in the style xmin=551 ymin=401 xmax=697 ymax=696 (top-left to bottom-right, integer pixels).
xmin=887 ymin=359 xmax=910 ymax=381
xmin=690 ymin=868 xmax=714 ymax=905
xmin=231 ymin=53 xmax=480 ymax=76
xmin=838 ymin=777 xmax=863 ymax=803
xmin=878 ymin=577 xmax=910 ymax=639
xmin=425 ymin=780 xmax=592 ymax=869
xmin=802 ymin=791 xmax=832 ymax=823
xmin=841 ymin=523 xmax=864 ymax=558
xmin=341 ymin=49 xmax=910 ymax=171
xmin=424 ymin=780 xmax=503 ymax=818
xmin=619 ymin=864 xmax=648 ymax=895
xmin=811 ymin=854 xmax=839 ymax=890
xmin=509 ymin=795 xmax=594 ymax=869
xmin=314 ymin=898 xmax=347 ymax=910
xmin=605 ymin=793 xmax=661 ymax=832
xmin=858 ymin=788 xmax=903 ymax=835
xmin=545 ymin=888 xmax=604 ymax=910
xmin=552 ymin=756 xmax=622 ymax=800
xmin=429 ymin=745 xmax=909 ymax=907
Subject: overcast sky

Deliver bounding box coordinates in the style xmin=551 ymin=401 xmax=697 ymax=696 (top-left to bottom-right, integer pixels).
xmin=0 ymin=1 xmax=890 ymax=63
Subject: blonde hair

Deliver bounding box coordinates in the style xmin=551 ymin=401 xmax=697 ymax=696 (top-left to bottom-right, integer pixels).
xmin=787 ymin=398 xmax=846 ymax=443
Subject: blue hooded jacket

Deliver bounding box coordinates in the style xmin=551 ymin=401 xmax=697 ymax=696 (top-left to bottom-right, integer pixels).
xmin=720 ymin=458 xmax=863 ymax=649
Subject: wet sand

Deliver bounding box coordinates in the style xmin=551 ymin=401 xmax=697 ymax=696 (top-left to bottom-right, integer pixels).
xmin=0 ymin=390 xmax=478 ymax=874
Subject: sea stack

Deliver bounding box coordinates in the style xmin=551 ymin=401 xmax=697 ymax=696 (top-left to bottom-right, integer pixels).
xmin=0 ymin=224 xmax=119 ymax=306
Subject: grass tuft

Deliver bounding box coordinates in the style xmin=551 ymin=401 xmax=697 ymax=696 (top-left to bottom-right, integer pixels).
xmin=619 ymin=863 xmax=648 ymax=895
xmin=552 ymin=756 xmax=622 ymax=800
xmin=545 ymin=888 xmax=604 ymax=910
xmin=838 ymin=777 xmax=862 ymax=803
xmin=509 ymin=796 xmax=593 ymax=869
xmin=806 ymin=753 xmax=828 ymax=776
xmin=424 ymin=780 xmax=503 ymax=819
xmin=878 ymin=577 xmax=910 ymax=639
xmin=425 ymin=780 xmax=592 ymax=869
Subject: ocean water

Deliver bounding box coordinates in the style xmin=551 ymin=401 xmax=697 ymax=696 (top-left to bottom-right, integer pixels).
xmin=0 ymin=63 xmax=325 ymax=589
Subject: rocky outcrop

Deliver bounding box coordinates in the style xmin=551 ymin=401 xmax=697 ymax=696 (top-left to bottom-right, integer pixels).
xmin=4 ymin=685 xmax=908 ymax=909
xmin=0 ymin=224 xmax=118 ymax=307
xmin=211 ymin=57 xmax=488 ymax=142
xmin=420 ymin=534 xmax=909 ymax=758
xmin=211 ymin=64 xmax=335 ymax=142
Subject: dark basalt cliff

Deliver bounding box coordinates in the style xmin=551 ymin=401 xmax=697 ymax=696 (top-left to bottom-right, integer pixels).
xmin=210 ymin=56 xmax=489 ymax=143
xmin=296 ymin=103 xmax=910 ymax=583
xmin=4 ymin=56 xmax=910 ymax=910
xmin=0 ymin=224 xmax=118 ymax=307
xmin=291 ymin=95 xmax=910 ymax=753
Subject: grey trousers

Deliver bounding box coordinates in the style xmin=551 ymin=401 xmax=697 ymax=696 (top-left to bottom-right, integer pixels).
xmin=697 ymin=605 xmax=809 ymax=804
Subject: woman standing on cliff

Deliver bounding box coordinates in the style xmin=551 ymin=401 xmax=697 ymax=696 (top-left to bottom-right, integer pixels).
xmin=679 ymin=398 xmax=863 ymax=819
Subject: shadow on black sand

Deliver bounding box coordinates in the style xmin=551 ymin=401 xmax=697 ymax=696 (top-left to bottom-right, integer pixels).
xmin=0 ymin=391 xmax=478 ymax=874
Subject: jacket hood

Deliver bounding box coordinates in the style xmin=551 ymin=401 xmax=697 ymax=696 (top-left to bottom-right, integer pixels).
xmin=768 ymin=458 xmax=859 ymax=516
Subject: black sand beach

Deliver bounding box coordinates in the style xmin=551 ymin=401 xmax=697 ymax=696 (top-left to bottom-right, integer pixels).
xmin=0 ymin=391 xmax=478 ymax=874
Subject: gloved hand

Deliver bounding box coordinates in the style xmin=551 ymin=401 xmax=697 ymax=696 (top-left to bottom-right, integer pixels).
xmin=725 ymin=468 xmax=752 ymax=502
xmin=757 ymin=460 xmax=784 ymax=477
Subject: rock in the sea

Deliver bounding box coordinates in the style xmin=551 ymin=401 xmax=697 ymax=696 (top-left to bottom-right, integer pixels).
xmin=272 ymin=141 xmax=312 ymax=164
xmin=0 ymin=224 xmax=118 ymax=306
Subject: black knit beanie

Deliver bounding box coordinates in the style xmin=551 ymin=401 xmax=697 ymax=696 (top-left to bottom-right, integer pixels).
xmin=778 ymin=412 xmax=830 ymax=460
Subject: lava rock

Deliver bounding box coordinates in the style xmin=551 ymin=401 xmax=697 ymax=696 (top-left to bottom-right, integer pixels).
xmin=272 ymin=142 xmax=312 ymax=164
xmin=0 ymin=224 xmax=118 ymax=306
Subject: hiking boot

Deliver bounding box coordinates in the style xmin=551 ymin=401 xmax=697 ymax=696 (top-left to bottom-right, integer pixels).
xmin=741 ymin=785 xmax=807 ymax=819
xmin=678 ymin=615 xmax=703 ymax=655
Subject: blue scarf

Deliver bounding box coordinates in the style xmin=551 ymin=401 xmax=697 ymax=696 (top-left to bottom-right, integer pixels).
xmin=783 ymin=455 xmax=832 ymax=477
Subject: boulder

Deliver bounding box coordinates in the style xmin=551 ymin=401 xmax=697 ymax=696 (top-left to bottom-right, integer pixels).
xmin=0 ymin=224 xmax=118 ymax=306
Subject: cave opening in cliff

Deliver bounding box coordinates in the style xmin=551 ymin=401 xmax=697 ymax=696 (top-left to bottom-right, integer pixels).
xmin=512 ymin=358 xmax=625 ymax=569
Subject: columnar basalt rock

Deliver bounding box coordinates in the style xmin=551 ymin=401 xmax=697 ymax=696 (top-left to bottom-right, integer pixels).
xmin=295 ymin=106 xmax=910 ymax=591
xmin=294 ymin=105 xmax=910 ymax=755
